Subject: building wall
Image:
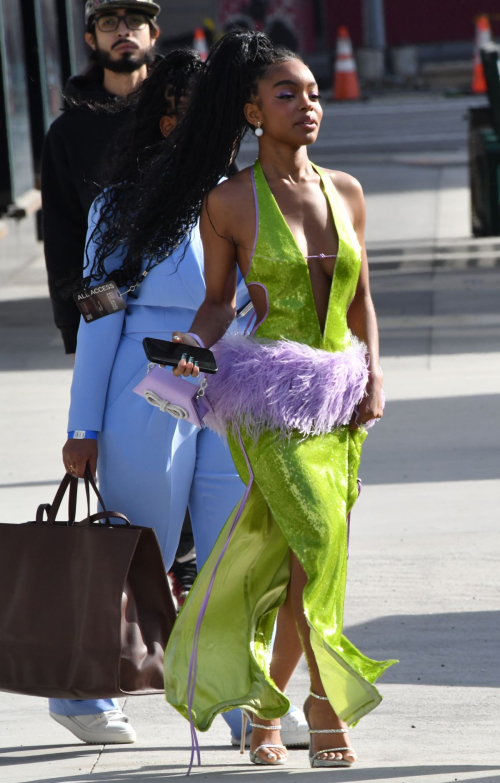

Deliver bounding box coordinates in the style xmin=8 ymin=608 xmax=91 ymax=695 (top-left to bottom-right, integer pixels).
xmin=325 ymin=0 xmax=500 ymax=50
xmin=325 ymin=3 xmax=362 ymax=48
xmin=384 ymin=0 xmax=500 ymax=46
xmin=156 ymin=0 xmax=218 ymax=42
xmin=218 ymin=0 xmax=313 ymax=52
xmin=159 ymin=1 xmax=500 ymax=55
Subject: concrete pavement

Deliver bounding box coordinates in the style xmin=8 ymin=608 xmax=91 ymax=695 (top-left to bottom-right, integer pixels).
xmin=1 ymin=94 xmax=500 ymax=782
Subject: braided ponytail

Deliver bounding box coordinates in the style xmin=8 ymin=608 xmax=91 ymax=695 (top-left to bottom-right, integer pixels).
xmin=83 ymin=48 xmax=203 ymax=288
xmin=90 ymin=31 xmax=299 ymax=284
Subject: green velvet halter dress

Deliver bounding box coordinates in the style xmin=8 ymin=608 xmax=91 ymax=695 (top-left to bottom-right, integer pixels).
xmin=164 ymin=160 xmax=396 ymax=732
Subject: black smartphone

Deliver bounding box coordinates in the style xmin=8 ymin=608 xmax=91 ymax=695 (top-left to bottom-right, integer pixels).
xmin=142 ymin=337 xmax=218 ymax=374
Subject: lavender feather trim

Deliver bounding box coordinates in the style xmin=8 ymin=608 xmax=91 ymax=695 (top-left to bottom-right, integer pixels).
xmin=204 ymin=334 xmax=374 ymax=439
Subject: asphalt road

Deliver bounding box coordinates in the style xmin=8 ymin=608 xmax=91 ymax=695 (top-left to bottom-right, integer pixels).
xmin=237 ymin=94 xmax=488 ymax=167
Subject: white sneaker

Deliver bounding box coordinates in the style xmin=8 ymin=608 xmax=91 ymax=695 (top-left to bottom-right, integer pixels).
xmin=231 ymin=705 xmax=309 ymax=748
xmin=280 ymin=706 xmax=309 ymax=747
xmin=50 ymin=708 xmax=136 ymax=744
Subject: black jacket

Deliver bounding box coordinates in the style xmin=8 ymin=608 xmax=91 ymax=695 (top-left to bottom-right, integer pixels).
xmin=41 ymin=71 xmax=131 ymax=353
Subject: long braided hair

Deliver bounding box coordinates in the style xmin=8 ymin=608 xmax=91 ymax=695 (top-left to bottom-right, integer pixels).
xmin=84 ymin=48 xmax=203 ymax=288
xmin=89 ymin=31 xmax=299 ymax=286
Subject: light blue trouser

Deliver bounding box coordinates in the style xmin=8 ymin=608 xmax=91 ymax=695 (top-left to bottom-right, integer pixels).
xmin=50 ymin=336 xmax=245 ymax=717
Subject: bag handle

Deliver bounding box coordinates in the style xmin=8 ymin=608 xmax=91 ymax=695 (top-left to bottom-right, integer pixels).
xmin=36 ymin=473 xmax=78 ymax=525
xmin=48 ymin=472 xmax=85 ymax=525
xmin=36 ymin=503 xmax=52 ymax=524
xmin=81 ymin=466 xmax=123 ymax=526
xmin=83 ymin=465 xmax=107 ymax=515
xmin=81 ymin=467 xmax=132 ymax=526
xmin=78 ymin=510 xmax=132 ymax=527
xmin=36 ymin=466 xmax=107 ymax=526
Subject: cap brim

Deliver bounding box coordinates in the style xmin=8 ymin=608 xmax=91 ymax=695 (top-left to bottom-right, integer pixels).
xmin=92 ymin=2 xmax=160 ymax=18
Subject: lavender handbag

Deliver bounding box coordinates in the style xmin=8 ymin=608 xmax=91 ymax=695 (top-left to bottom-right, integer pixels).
xmin=133 ymin=364 xmax=212 ymax=428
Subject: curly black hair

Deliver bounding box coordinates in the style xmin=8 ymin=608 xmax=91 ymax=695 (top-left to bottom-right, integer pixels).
xmin=101 ymin=50 xmax=201 ymax=189
xmin=83 ymin=48 xmax=203 ymax=288
xmin=88 ymin=31 xmax=299 ymax=288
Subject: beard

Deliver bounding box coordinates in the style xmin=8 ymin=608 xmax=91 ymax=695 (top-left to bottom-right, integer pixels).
xmin=93 ymin=44 xmax=155 ymax=74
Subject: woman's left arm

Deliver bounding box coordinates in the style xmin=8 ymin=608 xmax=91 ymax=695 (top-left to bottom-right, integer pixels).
xmin=343 ymin=177 xmax=384 ymax=426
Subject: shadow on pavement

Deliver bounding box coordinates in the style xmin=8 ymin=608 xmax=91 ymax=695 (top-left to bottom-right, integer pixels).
xmin=0 ymin=746 xmax=96 ymax=765
xmin=345 ymin=611 xmax=499 ymax=688
xmin=1 ymin=761 xmax=499 ymax=783
xmin=361 ymin=394 xmax=500 ymax=484
xmin=371 ymin=267 xmax=500 ymax=357
xmin=0 ymin=479 xmax=63 ymax=489
xmin=0 ymin=298 xmax=67 ymax=372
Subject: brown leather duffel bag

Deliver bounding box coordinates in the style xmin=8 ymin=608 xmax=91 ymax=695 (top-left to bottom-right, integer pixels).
xmin=0 ymin=469 xmax=176 ymax=698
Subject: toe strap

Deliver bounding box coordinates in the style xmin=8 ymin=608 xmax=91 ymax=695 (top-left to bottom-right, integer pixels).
xmin=311 ymin=748 xmax=354 ymax=759
xmin=254 ymin=744 xmax=286 ymax=753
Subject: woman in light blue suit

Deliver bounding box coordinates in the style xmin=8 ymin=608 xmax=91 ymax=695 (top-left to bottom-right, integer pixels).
xmin=67 ymin=218 xmax=249 ymax=568
xmin=51 ymin=211 xmax=250 ymax=726
xmin=50 ymin=52 xmax=249 ymax=741
xmin=52 ymin=50 xmax=307 ymax=749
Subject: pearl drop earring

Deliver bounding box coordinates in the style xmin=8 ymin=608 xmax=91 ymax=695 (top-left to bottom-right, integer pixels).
xmin=254 ymin=121 xmax=264 ymax=137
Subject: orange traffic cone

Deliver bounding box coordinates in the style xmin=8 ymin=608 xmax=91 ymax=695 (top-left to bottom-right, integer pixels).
xmin=333 ymin=26 xmax=360 ymax=101
xmin=193 ymin=27 xmax=208 ymax=62
xmin=472 ymin=15 xmax=491 ymax=94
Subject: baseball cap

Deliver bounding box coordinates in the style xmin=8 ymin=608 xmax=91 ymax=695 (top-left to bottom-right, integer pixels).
xmin=85 ymin=0 xmax=161 ymax=25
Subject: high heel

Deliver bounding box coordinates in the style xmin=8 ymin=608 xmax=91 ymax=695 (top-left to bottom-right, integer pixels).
xmin=304 ymin=690 xmax=355 ymax=768
xmin=240 ymin=710 xmax=287 ymax=766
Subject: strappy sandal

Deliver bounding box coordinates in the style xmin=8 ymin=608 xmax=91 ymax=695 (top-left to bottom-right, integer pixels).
xmin=304 ymin=690 xmax=356 ymax=768
xmin=240 ymin=710 xmax=287 ymax=766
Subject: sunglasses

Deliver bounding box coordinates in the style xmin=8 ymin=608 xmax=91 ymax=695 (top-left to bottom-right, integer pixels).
xmin=95 ymin=13 xmax=150 ymax=32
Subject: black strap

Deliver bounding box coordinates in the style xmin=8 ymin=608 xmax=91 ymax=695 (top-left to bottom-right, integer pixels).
xmin=37 ymin=466 xmax=108 ymax=526
xmin=35 ymin=503 xmax=52 ymax=524
xmin=68 ymin=474 xmax=78 ymax=522
xmin=78 ymin=510 xmax=132 ymax=527
xmin=46 ymin=473 xmax=78 ymax=525
xmin=84 ymin=465 xmax=107 ymax=512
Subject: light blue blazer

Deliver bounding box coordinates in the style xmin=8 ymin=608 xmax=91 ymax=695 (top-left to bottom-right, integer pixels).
xmin=70 ymin=204 xmax=250 ymax=433
xmin=49 ymin=199 xmax=250 ymax=715
xmin=69 ymin=197 xmax=250 ymax=566
xmin=50 ymin=198 xmax=250 ymax=718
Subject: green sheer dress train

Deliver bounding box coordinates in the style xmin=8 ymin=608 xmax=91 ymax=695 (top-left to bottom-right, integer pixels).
xmin=164 ymin=160 xmax=396 ymax=732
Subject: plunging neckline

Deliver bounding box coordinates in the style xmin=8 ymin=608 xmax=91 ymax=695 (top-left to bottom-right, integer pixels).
xmin=255 ymin=160 xmax=343 ymax=341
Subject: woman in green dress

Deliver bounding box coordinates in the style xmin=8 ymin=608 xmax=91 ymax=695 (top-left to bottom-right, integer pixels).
xmin=94 ymin=30 xmax=396 ymax=769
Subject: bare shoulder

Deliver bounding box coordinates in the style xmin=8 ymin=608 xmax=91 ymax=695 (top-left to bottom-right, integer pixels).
xmin=325 ymin=169 xmax=364 ymax=201
xmin=206 ymin=167 xmax=254 ymax=215
xmin=203 ymin=167 xmax=255 ymax=240
xmin=323 ymin=168 xmax=365 ymax=227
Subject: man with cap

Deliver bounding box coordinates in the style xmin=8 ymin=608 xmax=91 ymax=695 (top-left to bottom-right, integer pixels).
xmin=41 ymin=0 xmax=161 ymax=357
xmin=42 ymin=1 xmax=160 ymax=745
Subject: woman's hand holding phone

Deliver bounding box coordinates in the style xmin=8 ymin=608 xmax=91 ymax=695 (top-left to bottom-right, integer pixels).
xmin=171 ymin=332 xmax=201 ymax=378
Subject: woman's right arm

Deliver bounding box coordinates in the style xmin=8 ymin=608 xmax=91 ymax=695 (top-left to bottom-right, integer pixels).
xmin=173 ymin=189 xmax=239 ymax=376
